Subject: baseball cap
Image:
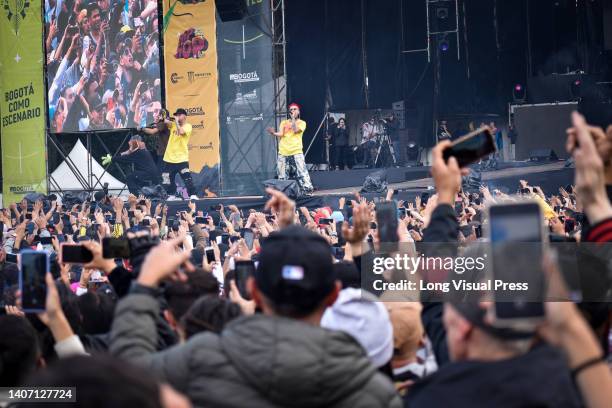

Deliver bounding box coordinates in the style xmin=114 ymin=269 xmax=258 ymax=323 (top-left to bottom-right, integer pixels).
xmin=255 ymin=225 xmax=336 ymax=315
xmin=321 ymin=288 xmax=394 ymax=368
xmin=174 ymin=108 xmax=187 ymax=116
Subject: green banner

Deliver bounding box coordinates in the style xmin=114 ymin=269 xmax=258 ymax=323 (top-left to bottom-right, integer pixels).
xmin=1 ymin=0 xmax=47 ymax=206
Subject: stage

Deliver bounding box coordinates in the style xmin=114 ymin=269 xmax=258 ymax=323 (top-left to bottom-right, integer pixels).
xmin=161 ymin=161 xmax=573 ymax=213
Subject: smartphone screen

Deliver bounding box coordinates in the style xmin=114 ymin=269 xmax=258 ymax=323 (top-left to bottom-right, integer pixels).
xmin=489 ymin=202 xmax=545 ymax=322
xmin=141 ymin=219 xmax=150 ymax=226
xmin=376 ymin=201 xmax=398 ymax=243
xmin=61 ymin=244 xmax=94 ymax=264
xmin=19 ymin=251 xmax=49 ymax=312
xmin=221 ymin=234 xmax=230 ymax=245
xmin=242 ymin=230 xmax=254 ymax=250
xmin=319 ymin=218 xmax=333 ymax=225
xmin=40 ymin=236 xmax=53 ymax=245
xmin=235 ymin=261 xmax=255 ymax=300
xmin=335 ymin=221 xmax=345 ymax=246
xmin=195 ymin=216 xmax=206 ymax=224
xmin=102 ymin=237 xmax=130 ymax=259
xmin=6 ymin=253 xmax=18 ymax=263
xmin=205 ymin=247 xmax=215 ymax=264
xmin=443 ymin=127 xmax=496 ymax=168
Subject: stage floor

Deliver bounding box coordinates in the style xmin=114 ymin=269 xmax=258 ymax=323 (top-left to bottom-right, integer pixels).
xmin=163 ymin=161 xmax=573 ymax=213
xmin=315 ymin=161 xmax=569 ymax=195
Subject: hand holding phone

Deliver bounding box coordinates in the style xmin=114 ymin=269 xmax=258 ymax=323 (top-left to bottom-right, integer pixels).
xmin=443 ymin=127 xmax=496 ymax=168
xmin=234 ymin=261 xmax=255 ymax=299
xmin=486 ymin=201 xmax=546 ymax=328
xmin=102 ymin=237 xmax=131 ymax=259
xmin=19 ymin=250 xmax=49 ymax=312
xmin=61 ymin=244 xmax=94 ymax=264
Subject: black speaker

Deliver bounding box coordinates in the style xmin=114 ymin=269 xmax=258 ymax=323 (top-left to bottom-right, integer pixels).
xmin=216 ymin=0 xmax=247 ymax=22
xmin=529 ymin=149 xmax=558 ymax=162
xmin=263 ymin=179 xmax=300 ymax=200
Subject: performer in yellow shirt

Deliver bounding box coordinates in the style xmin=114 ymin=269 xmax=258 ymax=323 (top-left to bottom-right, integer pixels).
xmin=161 ymin=108 xmax=198 ymax=199
xmin=266 ymin=103 xmax=314 ymax=194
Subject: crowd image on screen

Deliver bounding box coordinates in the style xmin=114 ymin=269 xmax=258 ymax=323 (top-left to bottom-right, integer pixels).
xmin=0 ymin=113 xmax=611 ymax=407
xmin=44 ymin=0 xmax=162 ymax=133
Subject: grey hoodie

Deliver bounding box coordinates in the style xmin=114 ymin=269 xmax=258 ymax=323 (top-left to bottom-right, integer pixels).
xmin=110 ymin=294 xmax=401 ymax=408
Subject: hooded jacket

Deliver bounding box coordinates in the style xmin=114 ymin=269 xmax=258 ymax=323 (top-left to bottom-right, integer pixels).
xmin=110 ymin=293 xmax=401 ymax=408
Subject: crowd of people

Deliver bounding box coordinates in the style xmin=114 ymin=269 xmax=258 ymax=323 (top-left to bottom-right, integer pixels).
xmin=0 ymin=111 xmax=611 ymax=407
xmin=45 ymin=0 xmax=162 ymax=133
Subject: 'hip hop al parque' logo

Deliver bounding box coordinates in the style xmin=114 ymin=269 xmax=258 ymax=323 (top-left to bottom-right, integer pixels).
xmin=175 ymin=28 xmax=208 ymax=59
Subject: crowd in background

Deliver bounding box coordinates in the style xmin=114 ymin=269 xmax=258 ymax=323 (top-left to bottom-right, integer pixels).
xmin=45 ymin=0 xmax=161 ymax=133
xmin=0 ymin=112 xmax=611 ymax=407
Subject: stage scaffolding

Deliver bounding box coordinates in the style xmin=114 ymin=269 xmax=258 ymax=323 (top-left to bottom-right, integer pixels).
xmin=271 ymin=0 xmax=287 ymax=132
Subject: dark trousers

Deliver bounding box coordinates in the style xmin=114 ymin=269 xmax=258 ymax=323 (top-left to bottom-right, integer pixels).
xmin=161 ymin=161 xmax=196 ymax=196
xmin=361 ymin=141 xmax=377 ymax=167
xmin=126 ymin=171 xmax=159 ymax=195
xmin=333 ymin=145 xmax=351 ymax=170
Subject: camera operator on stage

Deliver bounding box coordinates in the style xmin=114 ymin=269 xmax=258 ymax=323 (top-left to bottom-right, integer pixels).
xmin=266 ymin=103 xmax=314 ymax=195
xmin=331 ymin=118 xmax=351 ymax=170
xmin=138 ymin=108 xmax=171 ymax=167
xmin=160 ymin=108 xmax=198 ymax=200
xmin=101 ymin=135 xmax=160 ymax=195
xmin=360 ymin=118 xmax=378 ymax=167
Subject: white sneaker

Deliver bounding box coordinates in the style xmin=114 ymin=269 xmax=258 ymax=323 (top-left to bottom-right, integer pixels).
xmin=189 ymin=195 xmax=199 ymax=200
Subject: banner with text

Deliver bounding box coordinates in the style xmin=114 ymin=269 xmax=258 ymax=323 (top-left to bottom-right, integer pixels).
xmin=163 ymin=0 xmax=221 ymax=172
xmin=1 ymin=0 xmax=47 ymax=205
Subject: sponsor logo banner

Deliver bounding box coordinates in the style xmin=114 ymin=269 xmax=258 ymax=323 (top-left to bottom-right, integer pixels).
xmin=163 ymin=0 xmax=220 ymax=171
xmin=1 ymin=0 xmax=47 ymax=205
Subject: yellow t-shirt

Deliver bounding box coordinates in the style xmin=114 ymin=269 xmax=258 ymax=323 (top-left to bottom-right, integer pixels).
xmin=533 ymin=194 xmax=557 ymax=220
xmin=163 ymin=121 xmax=192 ymax=163
xmin=278 ymin=119 xmax=306 ymax=156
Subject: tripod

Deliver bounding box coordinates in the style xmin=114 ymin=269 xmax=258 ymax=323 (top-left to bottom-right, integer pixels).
xmin=373 ymin=132 xmax=397 ymax=168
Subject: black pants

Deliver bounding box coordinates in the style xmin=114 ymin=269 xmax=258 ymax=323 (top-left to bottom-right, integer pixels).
xmin=361 ymin=141 xmax=377 ymax=167
xmin=161 ymin=161 xmax=196 ymax=196
xmin=126 ymin=171 xmax=160 ymax=195
xmin=333 ymin=145 xmax=351 ymax=170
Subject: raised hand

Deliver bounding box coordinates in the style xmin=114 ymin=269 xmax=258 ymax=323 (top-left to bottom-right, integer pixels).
xmin=137 ymin=235 xmax=194 ymax=288
xmin=264 ymin=188 xmax=295 ymax=228
xmin=342 ymin=201 xmax=369 ymax=244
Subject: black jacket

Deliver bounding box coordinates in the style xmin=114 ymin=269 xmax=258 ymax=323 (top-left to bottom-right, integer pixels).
xmin=113 ymin=149 xmax=160 ymax=180
xmin=333 ymin=126 xmax=350 ymax=147
xmin=405 ymin=344 xmax=581 ymax=407
xmin=419 ymin=204 xmax=458 ymax=366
